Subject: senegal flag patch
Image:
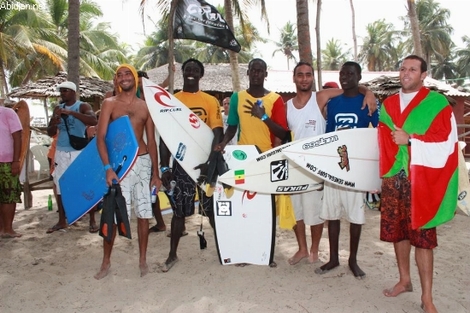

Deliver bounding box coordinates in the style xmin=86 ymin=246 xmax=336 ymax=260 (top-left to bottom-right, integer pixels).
xmin=234 ymin=169 xmax=245 ymax=184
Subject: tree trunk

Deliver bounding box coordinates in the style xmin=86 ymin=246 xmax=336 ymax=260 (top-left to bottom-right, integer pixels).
xmin=67 ymin=0 xmax=81 ymax=98
xmin=407 ymin=0 xmax=423 ymax=58
xmin=314 ymin=0 xmax=322 ymax=91
xmin=296 ymin=0 xmax=316 ymax=91
xmin=168 ymin=0 xmax=178 ymax=93
xmin=0 ymin=59 xmax=9 ymax=99
xmin=349 ymin=0 xmax=358 ymax=61
xmin=225 ymin=0 xmax=241 ymax=91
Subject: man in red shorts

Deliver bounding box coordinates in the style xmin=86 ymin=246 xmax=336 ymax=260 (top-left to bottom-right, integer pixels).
xmin=378 ymin=55 xmax=458 ymax=313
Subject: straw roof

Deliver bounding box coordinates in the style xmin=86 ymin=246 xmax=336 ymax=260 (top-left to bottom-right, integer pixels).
xmin=7 ymin=71 xmax=113 ymax=100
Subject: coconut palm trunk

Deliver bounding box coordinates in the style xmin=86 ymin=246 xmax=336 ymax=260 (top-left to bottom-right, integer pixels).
xmin=67 ymin=0 xmax=80 ymax=97
xmin=349 ymin=0 xmax=358 ymax=61
xmin=225 ymin=0 xmax=241 ymax=91
xmin=407 ymin=0 xmax=423 ymax=57
xmin=314 ymin=0 xmax=321 ymax=90
xmin=296 ymin=0 xmax=316 ymax=90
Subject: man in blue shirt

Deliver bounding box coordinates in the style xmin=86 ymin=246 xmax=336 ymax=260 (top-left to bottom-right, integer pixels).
xmin=316 ymin=62 xmax=379 ymax=278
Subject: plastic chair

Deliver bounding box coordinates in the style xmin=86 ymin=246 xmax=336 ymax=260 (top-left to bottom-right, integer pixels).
xmin=30 ymin=145 xmax=50 ymax=179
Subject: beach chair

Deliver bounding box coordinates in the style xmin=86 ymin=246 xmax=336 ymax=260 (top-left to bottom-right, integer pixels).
xmin=30 ymin=145 xmax=50 ymax=179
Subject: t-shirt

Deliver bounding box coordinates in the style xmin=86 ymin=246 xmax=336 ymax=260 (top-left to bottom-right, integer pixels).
xmin=325 ymin=94 xmax=379 ymax=133
xmin=227 ymin=90 xmax=288 ymax=152
xmin=0 ymin=106 xmax=23 ymax=162
xmin=174 ymin=91 xmax=223 ymax=129
xmin=287 ymin=92 xmax=326 ymax=140
xmin=57 ymin=101 xmax=88 ymax=152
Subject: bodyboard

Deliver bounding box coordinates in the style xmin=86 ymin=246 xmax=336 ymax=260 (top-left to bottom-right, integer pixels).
xmin=59 ymin=116 xmax=138 ymax=225
xmin=283 ymin=128 xmax=381 ymax=192
xmin=218 ymin=140 xmax=323 ymax=194
xmin=13 ymin=100 xmax=31 ymax=170
xmin=142 ymin=78 xmax=213 ymax=183
xmin=213 ymin=145 xmax=275 ymax=266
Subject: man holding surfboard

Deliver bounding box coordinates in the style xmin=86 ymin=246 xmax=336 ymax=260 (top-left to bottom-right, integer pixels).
xmin=0 ymin=105 xmax=23 ymax=238
xmin=95 ymin=64 xmax=161 ymax=279
xmin=378 ymin=55 xmax=458 ymax=313
xmin=315 ymin=61 xmax=379 ymax=278
xmin=159 ymin=58 xmax=223 ymax=273
xmin=46 ymin=81 xmax=97 ymax=234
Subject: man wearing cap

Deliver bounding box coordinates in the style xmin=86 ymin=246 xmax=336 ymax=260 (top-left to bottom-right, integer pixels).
xmin=94 ymin=64 xmax=161 ymax=279
xmin=46 ymin=81 xmax=97 ymax=234
xmin=323 ymin=81 xmax=339 ymax=89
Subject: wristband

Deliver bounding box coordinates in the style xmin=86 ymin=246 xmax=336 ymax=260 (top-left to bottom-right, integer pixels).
xmin=261 ymin=114 xmax=268 ymax=121
xmin=104 ymin=164 xmax=112 ymax=171
xmin=161 ymin=166 xmax=171 ymax=173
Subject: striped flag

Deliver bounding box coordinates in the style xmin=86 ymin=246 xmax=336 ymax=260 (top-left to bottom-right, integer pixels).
xmin=234 ymin=169 xmax=245 ymax=184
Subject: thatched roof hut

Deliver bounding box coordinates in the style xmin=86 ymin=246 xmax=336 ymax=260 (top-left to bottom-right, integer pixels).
xmin=7 ymin=72 xmax=113 ymax=111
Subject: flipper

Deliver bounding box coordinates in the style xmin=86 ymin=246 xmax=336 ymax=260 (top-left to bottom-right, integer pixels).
xmin=113 ymin=184 xmax=131 ymax=240
xmin=99 ymin=185 xmax=117 ymax=243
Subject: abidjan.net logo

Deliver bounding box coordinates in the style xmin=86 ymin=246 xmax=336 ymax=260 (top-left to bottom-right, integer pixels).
xmin=0 ymin=1 xmax=44 ymax=11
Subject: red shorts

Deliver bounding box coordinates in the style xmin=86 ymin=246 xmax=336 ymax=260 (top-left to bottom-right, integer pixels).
xmin=380 ymin=173 xmax=437 ymax=249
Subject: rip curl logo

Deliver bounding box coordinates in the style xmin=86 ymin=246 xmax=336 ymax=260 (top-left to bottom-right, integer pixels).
xmin=188 ymin=113 xmax=200 ymax=129
xmin=149 ymin=85 xmax=174 ymax=108
xmin=337 ymin=145 xmax=350 ymax=171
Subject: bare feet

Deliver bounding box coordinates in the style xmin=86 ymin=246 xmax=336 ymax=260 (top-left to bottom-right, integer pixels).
xmin=421 ymin=301 xmax=438 ymax=313
xmin=149 ymin=225 xmax=166 ymax=233
xmin=383 ymin=282 xmax=413 ymax=297
xmin=1 ymin=232 xmax=22 ymax=238
xmin=94 ymin=263 xmax=111 ymax=280
xmin=161 ymin=257 xmax=178 ymax=273
xmin=288 ymin=251 xmax=308 ymax=265
xmin=140 ymin=263 xmax=149 ymax=277
xmin=307 ymin=252 xmax=319 ymax=264
xmin=315 ymin=260 xmax=339 ymax=274
xmin=348 ymin=260 xmax=366 ymax=278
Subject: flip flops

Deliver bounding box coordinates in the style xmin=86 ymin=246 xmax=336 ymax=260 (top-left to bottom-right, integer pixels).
xmin=46 ymin=224 xmax=66 ymax=234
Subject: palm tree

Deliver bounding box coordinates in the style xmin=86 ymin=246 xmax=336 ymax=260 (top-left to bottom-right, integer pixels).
xmin=406 ymin=0 xmax=423 ymax=57
xmin=272 ymin=21 xmax=298 ymax=70
xmin=455 ymin=35 xmax=470 ymax=83
xmin=403 ymin=0 xmax=454 ymax=74
xmin=322 ymin=38 xmax=350 ymax=70
xmin=0 ymin=0 xmax=64 ymax=97
xmin=359 ymin=19 xmax=397 ymax=71
xmin=349 ymin=0 xmax=357 ymax=61
xmin=68 ymin=0 xmax=80 ymax=91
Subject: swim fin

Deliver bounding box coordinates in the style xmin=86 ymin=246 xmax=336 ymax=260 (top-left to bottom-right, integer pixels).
xmin=99 ymin=185 xmax=117 ymax=243
xmin=113 ymin=184 xmax=131 ymax=240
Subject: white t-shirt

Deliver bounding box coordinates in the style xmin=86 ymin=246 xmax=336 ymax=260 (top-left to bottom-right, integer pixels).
xmin=286 ymin=92 xmax=326 ymax=140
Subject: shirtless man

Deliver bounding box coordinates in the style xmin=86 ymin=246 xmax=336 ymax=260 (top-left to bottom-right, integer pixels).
xmin=94 ymin=64 xmax=161 ymax=279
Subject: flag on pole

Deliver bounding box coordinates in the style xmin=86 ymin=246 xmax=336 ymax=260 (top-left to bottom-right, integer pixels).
xmin=173 ymin=0 xmax=241 ymax=53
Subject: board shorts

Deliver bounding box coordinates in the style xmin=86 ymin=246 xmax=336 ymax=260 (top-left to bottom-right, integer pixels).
xmin=171 ymin=160 xmax=213 ymax=218
xmin=291 ymin=189 xmax=324 ymax=226
xmin=0 ymin=163 xmax=22 ymax=204
xmin=120 ymin=154 xmax=153 ymax=219
xmin=380 ymin=173 xmax=437 ymax=249
xmin=321 ymin=181 xmax=366 ymax=225
xmin=52 ymin=150 xmax=81 ymax=194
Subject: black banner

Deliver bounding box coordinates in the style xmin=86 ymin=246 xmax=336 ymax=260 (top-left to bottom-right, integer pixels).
xmin=173 ymin=0 xmax=241 ymax=53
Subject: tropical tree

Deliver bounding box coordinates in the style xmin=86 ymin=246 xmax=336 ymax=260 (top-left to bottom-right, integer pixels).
xmin=272 ymin=21 xmax=298 ymax=70
xmin=322 ymin=38 xmax=350 ymax=70
xmin=431 ymin=53 xmax=458 ymax=81
xmin=359 ymin=19 xmax=398 ymax=71
xmin=67 ymin=0 xmax=80 ymax=90
xmin=403 ymin=0 xmax=454 ymax=74
xmin=349 ymin=0 xmax=357 ymax=61
xmin=455 ymin=35 xmax=470 ymax=83
xmin=406 ymin=0 xmax=423 ymax=57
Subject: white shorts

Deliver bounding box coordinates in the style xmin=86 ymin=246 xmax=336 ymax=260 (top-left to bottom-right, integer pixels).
xmin=52 ymin=150 xmax=81 ymax=194
xmin=291 ymin=189 xmax=324 ymax=226
xmin=321 ymin=181 xmax=366 ymax=225
xmin=120 ymin=154 xmax=153 ymax=219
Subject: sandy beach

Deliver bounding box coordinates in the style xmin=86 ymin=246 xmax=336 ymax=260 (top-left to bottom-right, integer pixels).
xmin=1 ymin=188 xmax=469 ymax=313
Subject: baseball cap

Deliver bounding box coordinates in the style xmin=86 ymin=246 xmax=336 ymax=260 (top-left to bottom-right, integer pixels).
xmin=323 ymin=81 xmax=339 ymax=89
xmin=56 ymin=81 xmax=77 ymax=92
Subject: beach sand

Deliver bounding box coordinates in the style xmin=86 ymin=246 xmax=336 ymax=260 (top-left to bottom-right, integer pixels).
xmin=1 ymin=189 xmax=469 ymax=313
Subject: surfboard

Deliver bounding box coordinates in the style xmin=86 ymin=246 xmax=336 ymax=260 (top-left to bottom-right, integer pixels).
xmin=12 ymin=100 xmax=31 ymax=170
xmin=457 ymin=141 xmax=470 ymax=216
xmin=142 ymin=78 xmax=213 ymax=183
xmin=213 ymin=145 xmax=275 ymax=266
xmin=283 ymin=128 xmax=381 ymax=192
xmin=59 ymin=116 xmax=138 ymax=225
xmin=218 ymin=140 xmax=323 ymax=194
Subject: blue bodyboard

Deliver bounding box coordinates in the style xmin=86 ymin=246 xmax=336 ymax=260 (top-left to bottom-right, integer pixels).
xmin=59 ymin=116 xmax=139 ymax=225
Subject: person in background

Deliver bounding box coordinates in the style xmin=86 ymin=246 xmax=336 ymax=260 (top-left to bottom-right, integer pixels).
xmin=322 ymin=81 xmax=339 ymax=89
xmin=46 ymin=81 xmax=97 ymax=234
xmin=0 ymin=105 xmax=23 ymax=238
xmin=379 ymin=55 xmax=458 ymax=313
xmin=221 ymin=97 xmax=237 ymax=146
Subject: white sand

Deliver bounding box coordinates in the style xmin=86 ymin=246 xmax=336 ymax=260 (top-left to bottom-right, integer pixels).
xmin=1 ymin=189 xmax=469 ymax=313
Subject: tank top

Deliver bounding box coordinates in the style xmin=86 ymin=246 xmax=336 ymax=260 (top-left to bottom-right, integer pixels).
xmin=57 ymin=101 xmax=87 ymax=152
xmin=286 ymin=92 xmax=326 ymax=140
